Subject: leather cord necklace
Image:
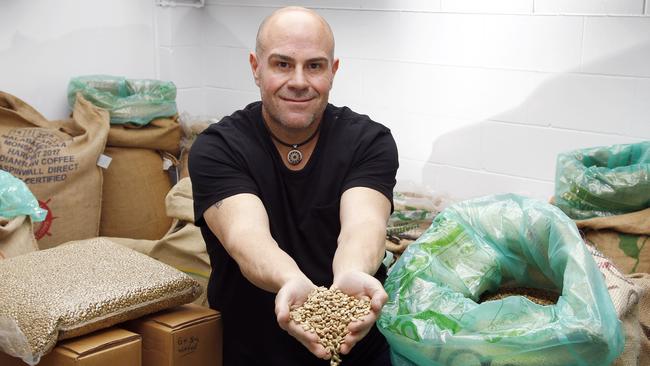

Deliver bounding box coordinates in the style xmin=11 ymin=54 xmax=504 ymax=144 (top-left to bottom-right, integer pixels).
xmin=265 ymin=122 xmax=321 ymax=165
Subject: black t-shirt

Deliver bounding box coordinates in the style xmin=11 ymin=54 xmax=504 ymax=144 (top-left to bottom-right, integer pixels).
xmin=189 ymin=101 xmax=398 ymax=366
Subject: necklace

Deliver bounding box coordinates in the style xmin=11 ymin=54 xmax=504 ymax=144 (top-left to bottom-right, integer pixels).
xmin=265 ymin=122 xmax=321 ymax=165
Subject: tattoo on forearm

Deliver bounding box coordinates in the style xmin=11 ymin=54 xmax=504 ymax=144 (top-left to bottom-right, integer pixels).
xmin=213 ymin=200 xmax=223 ymax=209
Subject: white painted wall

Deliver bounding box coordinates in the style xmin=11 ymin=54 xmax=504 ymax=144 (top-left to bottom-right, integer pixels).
xmin=187 ymin=1 xmax=650 ymax=201
xmin=2 ymin=1 xmax=648 ymax=202
xmin=0 ymin=0 xmax=156 ymax=120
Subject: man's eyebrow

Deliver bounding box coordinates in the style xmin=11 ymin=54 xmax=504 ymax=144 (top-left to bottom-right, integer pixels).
xmin=268 ymin=54 xmax=329 ymax=64
xmin=268 ymin=54 xmax=294 ymax=62
xmin=306 ymin=57 xmax=329 ymax=64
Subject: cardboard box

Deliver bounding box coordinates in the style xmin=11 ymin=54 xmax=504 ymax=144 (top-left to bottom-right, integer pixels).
xmin=0 ymin=327 xmax=141 ymax=366
xmin=124 ymin=304 xmax=222 ymax=366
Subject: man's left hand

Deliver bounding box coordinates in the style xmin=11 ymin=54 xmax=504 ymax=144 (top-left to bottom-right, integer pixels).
xmin=331 ymin=270 xmax=388 ymax=355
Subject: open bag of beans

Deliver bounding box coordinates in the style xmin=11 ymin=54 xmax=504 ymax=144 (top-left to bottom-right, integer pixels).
xmin=379 ymin=194 xmax=624 ymax=366
xmin=554 ymin=141 xmax=650 ymax=220
xmin=0 ymin=237 xmax=201 ymax=365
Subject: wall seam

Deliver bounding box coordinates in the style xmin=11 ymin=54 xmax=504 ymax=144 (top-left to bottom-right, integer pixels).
xmin=579 ymin=16 xmax=586 ymax=73
xmin=415 ymin=160 xmax=554 ymax=183
xmin=205 ymin=3 xmax=650 ymax=17
xmin=153 ymin=3 xmax=161 ymax=79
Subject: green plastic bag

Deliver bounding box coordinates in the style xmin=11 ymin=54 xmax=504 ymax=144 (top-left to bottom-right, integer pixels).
xmin=0 ymin=170 xmax=46 ymax=221
xmin=67 ymin=75 xmax=177 ymax=126
xmin=554 ymin=141 xmax=650 ymax=219
xmin=378 ymin=194 xmax=623 ymax=366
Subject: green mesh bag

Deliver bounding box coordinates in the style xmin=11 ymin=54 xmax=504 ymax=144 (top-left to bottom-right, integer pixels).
xmin=378 ymin=194 xmax=623 ymax=366
xmin=554 ymin=141 xmax=650 ymax=219
xmin=67 ymin=75 xmax=177 ymax=126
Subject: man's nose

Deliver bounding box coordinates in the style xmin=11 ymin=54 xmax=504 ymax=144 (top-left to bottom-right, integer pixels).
xmin=287 ymin=67 xmax=309 ymax=89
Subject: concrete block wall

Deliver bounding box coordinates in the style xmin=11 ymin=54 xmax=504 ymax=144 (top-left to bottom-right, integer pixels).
xmin=4 ymin=1 xmax=646 ymax=202
xmin=0 ymin=0 xmax=156 ymax=120
xmin=165 ymin=0 xmax=649 ymax=201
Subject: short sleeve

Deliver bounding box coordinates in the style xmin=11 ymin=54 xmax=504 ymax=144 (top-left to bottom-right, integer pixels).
xmin=188 ymin=127 xmax=259 ymax=227
xmin=342 ymin=127 xmax=399 ymax=211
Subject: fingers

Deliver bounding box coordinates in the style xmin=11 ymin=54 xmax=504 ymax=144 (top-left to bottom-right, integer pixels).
xmin=274 ymin=291 xmax=291 ymax=330
xmin=339 ymin=312 xmax=376 ymax=355
xmin=347 ymin=312 xmax=375 ymax=334
xmin=275 ymin=282 xmax=331 ymax=360
xmin=369 ymin=288 xmax=388 ymax=312
xmin=286 ymin=321 xmax=330 ymax=359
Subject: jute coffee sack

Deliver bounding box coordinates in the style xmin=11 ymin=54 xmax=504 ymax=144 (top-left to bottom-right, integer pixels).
xmin=577 ymin=208 xmax=650 ymax=274
xmin=100 ymin=147 xmax=173 ymax=240
xmin=0 ymin=216 xmax=38 ymax=260
xmin=178 ymin=113 xmax=214 ymax=179
xmin=107 ymin=116 xmax=181 ymax=155
xmin=0 ymin=237 xmax=201 ymax=365
xmin=0 ymin=92 xmax=109 ymax=249
xmin=629 ymin=273 xmax=650 ymax=366
xmin=587 ymin=245 xmax=645 ymax=366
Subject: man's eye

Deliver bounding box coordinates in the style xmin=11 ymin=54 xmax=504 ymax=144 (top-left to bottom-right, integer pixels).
xmin=277 ymin=62 xmax=289 ymax=68
xmin=308 ymin=63 xmax=322 ymax=70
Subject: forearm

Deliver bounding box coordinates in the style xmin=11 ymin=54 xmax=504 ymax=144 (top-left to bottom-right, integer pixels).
xmin=333 ymin=187 xmax=390 ymax=282
xmin=333 ymin=219 xmax=386 ymax=280
xmin=230 ymin=230 xmax=308 ymax=293
xmin=203 ymin=193 xmax=309 ymax=293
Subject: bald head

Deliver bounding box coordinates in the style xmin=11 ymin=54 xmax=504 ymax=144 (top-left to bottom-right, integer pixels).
xmin=255 ymin=6 xmax=335 ymax=60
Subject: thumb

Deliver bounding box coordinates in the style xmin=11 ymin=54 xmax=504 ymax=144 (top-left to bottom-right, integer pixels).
xmin=275 ymin=291 xmax=290 ymax=325
xmin=369 ymin=287 xmax=388 ymax=313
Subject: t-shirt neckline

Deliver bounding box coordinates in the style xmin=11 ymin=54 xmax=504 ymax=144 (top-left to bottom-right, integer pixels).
xmin=256 ymin=104 xmax=333 ymax=176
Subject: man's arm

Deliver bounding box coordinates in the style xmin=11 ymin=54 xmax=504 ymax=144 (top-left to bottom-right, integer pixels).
xmin=333 ymin=187 xmax=390 ymax=276
xmin=203 ymin=193 xmax=303 ymax=292
xmin=332 ymin=186 xmax=391 ymax=355
xmin=202 ymin=193 xmax=329 ymax=359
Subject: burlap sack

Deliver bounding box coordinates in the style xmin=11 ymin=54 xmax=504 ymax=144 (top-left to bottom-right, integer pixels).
xmin=629 ymin=273 xmax=650 ymax=366
xmin=179 ymin=148 xmax=190 ymax=180
xmin=0 ymin=92 xmax=109 ymax=249
xmin=106 ymin=178 xmax=210 ymax=306
xmin=107 ymin=116 xmax=181 ymax=155
xmin=588 ymin=245 xmax=644 ymax=366
xmin=577 ymin=209 xmax=650 ymax=274
xmin=99 ymin=147 xmax=173 ymax=240
xmin=0 ymin=215 xmax=38 ymax=259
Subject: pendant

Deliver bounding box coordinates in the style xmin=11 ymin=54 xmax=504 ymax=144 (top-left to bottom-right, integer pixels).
xmin=287 ymin=149 xmax=303 ymax=165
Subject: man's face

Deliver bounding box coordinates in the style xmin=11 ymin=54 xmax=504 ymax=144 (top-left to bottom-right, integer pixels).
xmin=251 ymin=22 xmax=339 ymax=130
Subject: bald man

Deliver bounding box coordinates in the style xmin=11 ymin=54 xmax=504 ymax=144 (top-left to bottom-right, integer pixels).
xmin=190 ymin=7 xmax=398 ymax=365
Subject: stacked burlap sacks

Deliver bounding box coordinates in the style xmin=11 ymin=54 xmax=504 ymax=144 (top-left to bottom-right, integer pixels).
xmin=177 ymin=112 xmax=215 ymax=180
xmin=105 ymin=177 xmax=210 ymax=307
xmin=100 ymin=117 xmax=181 ymax=240
xmin=0 ymin=92 xmax=109 ymax=249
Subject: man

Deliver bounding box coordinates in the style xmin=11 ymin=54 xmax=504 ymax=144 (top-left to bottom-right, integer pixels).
xmin=189 ymin=6 xmax=398 ymax=365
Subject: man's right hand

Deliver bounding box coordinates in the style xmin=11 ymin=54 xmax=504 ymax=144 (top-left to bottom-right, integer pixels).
xmin=275 ymin=276 xmax=330 ymax=360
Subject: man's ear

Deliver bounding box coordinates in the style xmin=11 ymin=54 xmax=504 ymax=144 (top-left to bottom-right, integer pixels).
xmin=250 ymin=52 xmax=261 ymax=87
xmin=331 ymin=58 xmax=340 ymax=78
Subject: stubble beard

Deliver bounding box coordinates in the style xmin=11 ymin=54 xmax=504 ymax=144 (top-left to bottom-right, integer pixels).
xmin=263 ymin=101 xmax=322 ymax=132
